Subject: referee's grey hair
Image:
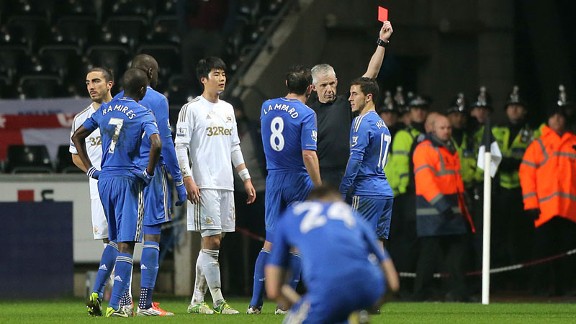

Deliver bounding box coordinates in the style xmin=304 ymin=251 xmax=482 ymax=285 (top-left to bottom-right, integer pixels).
xmin=311 ymin=64 xmax=336 ymax=85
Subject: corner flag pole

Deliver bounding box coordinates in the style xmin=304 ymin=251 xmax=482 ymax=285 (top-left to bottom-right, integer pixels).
xmin=481 ymin=117 xmax=492 ymax=305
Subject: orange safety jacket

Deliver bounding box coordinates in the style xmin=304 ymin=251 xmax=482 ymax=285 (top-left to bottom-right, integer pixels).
xmin=519 ymin=125 xmax=576 ymax=227
xmin=413 ymin=137 xmax=475 ymax=237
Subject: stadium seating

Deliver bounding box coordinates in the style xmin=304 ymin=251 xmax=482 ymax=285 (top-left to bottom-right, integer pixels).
xmin=0 ymin=0 xmax=291 ymax=100
xmin=56 ymin=145 xmax=83 ymax=173
xmin=18 ymin=74 xmax=64 ymax=99
xmin=5 ymin=145 xmax=53 ymax=174
xmin=53 ymin=16 xmax=98 ymax=50
xmin=85 ymin=44 xmax=130 ymax=80
xmin=38 ymin=44 xmax=83 ymax=79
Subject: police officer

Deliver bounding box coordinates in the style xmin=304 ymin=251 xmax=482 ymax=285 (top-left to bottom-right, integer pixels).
xmin=386 ymin=92 xmax=429 ymax=299
xmin=492 ymin=85 xmax=539 ymax=290
xmin=447 ymin=93 xmax=476 ymax=190
xmin=378 ymin=90 xmax=401 ymax=139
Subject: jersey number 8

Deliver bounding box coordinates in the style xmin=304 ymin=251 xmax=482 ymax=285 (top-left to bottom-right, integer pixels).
xmin=270 ymin=116 xmax=285 ymax=152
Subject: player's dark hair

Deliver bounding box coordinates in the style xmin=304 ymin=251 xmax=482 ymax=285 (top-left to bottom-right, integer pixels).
xmin=307 ymin=184 xmax=341 ymax=200
xmin=350 ymin=77 xmax=380 ymax=102
xmin=196 ymin=56 xmax=227 ymax=82
xmin=286 ymin=65 xmax=312 ymax=95
xmin=87 ymin=67 xmax=114 ymax=83
xmin=122 ymin=68 xmax=148 ymax=99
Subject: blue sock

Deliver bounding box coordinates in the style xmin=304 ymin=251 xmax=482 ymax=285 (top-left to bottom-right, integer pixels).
xmin=288 ymin=252 xmax=302 ymax=290
xmin=139 ymin=241 xmax=159 ymax=309
xmin=109 ymin=253 xmax=133 ymax=310
xmin=93 ymin=241 xmax=118 ymax=298
xmin=249 ymin=249 xmax=269 ymax=307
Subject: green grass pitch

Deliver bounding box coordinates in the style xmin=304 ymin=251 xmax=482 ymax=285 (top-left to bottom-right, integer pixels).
xmin=1 ymin=298 xmax=576 ymax=323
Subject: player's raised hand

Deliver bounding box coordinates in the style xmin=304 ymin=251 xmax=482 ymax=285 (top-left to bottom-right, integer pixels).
xmin=380 ymin=21 xmax=393 ymax=41
xmin=184 ymin=177 xmax=201 ymax=204
xmin=244 ymin=179 xmax=256 ymax=204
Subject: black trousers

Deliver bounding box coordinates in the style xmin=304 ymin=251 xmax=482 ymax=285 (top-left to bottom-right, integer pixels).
xmin=532 ymin=216 xmax=576 ymax=295
xmin=413 ymin=234 xmax=469 ymax=301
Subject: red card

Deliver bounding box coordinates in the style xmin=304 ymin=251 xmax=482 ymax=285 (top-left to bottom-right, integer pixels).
xmin=378 ymin=6 xmax=388 ymax=22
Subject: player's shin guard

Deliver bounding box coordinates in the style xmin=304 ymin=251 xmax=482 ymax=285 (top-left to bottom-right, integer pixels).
xmin=288 ymin=252 xmax=302 ymax=290
xmin=200 ymin=249 xmax=224 ymax=305
xmin=249 ymin=249 xmax=269 ymax=307
xmin=139 ymin=241 xmax=160 ymax=309
xmin=93 ymin=241 xmax=118 ymax=298
xmin=109 ymin=253 xmax=133 ymax=310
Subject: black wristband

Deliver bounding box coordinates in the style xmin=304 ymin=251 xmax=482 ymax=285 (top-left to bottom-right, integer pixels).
xmin=377 ymin=38 xmax=389 ymax=48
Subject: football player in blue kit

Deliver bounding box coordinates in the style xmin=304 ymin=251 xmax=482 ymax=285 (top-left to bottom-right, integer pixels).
xmin=72 ymin=68 xmax=162 ymax=317
xmin=114 ymin=54 xmax=187 ymax=316
xmin=265 ymin=185 xmax=399 ymax=323
xmin=247 ymin=65 xmax=322 ymax=314
xmin=339 ymin=77 xmax=394 ymax=247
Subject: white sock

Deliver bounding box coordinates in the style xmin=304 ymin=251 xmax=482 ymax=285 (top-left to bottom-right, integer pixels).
xmin=200 ymin=249 xmax=224 ymax=306
xmin=191 ymin=252 xmax=208 ymax=304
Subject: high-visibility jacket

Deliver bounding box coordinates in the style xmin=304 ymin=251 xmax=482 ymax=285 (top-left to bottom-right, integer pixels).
xmin=472 ymin=125 xmax=486 ymax=183
xmin=519 ymin=125 xmax=576 ymax=227
xmin=413 ymin=137 xmax=475 ymax=237
xmin=386 ymin=126 xmax=421 ymax=195
xmin=451 ymin=132 xmax=477 ymax=189
xmin=493 ymin=123 xmax=540 ymax=189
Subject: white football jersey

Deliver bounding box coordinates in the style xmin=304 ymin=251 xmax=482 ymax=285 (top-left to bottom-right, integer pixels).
xmin=70 ymin=103 xmax=102 ymax=199
xmin=175 ymin=96 xmax=240 ymax=190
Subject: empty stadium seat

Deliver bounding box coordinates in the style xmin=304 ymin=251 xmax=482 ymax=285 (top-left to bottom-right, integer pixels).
xmin=0 ymin=44 xmax=28 ymax=79
xmin=56 ymin=145 xmax=82 ymax=173
xmin=85 ymin=44 xmax=130 ymax=79
xmin=38 ymin=44 xmax=82 ymax=79
xmin=18 ymin=74 xmax=64 ymax=99
xmin=102 ymin=16 xmax=148 ymax=50
xmin=54 ymin=15 xmax=98 ymax=49
xmin=147 ymin=15 xmax=179 ymax=44
xmin=5 ymin=15 xmax=50 ymax=51
xmin=5 ymin=145 xmax=53 ymax=174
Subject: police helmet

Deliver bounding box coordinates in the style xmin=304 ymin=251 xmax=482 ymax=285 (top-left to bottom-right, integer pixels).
xmin=393 ymin=86 xmax=409 ymax=115
xmin=446 ymin=93 xmax=467 ymax=114
xmin=470 ymin=86 xmax=492 ymax=110
xmin=378 ymin=91 xmax=397 ymax=113
xmin=505 ymin=85 xmax=527 ymax=109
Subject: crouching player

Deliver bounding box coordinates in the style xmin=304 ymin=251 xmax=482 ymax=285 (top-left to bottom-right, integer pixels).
xmin=265 ymin=185 xmax=399 ymax=323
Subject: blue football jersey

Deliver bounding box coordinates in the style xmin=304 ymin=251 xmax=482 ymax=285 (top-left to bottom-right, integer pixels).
xmin=268 ymin=200 xmax=388 ymax=292
xmin=115 ymin=88 xmax=183 ymax=184
xmin=340 ymin=111 xmax=393 ymax=197
xmin=83 ymin=97 xmax=159 ymax=175
xmin=260 ymin=97 xmax=317 ymax=172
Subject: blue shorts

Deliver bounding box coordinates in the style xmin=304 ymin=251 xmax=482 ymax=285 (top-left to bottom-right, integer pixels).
xmin=265 ymin=171 xmax=312 ymax=242
xmin=143 ymin=164 xmax=172 ymax=226
xmin=285 ymin=266 xmax=385 ymax=323
xmin=143 ymin=224 xmax=162 ymax=235
xmin=98 ymin=174 xmax=144 ymax=243
xmin=351 ymin=196 xmax=393 ymax=239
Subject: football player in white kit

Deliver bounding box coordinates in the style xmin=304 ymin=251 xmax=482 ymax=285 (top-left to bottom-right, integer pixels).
xmin=69 ymin=67 xmax=116 ymax=316
xmin=175 ymin=57 xmax=256 ymax=315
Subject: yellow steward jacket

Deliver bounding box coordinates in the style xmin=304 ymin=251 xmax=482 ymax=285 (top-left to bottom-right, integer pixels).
xmin=519 ymin=125 xmax=576 ymax=227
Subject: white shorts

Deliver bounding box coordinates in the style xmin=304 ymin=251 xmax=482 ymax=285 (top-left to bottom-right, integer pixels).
xmin=187 ymin=189 xmax=235 ymax=235
xmin=91 ymin=197 xmax=108 ymax=240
